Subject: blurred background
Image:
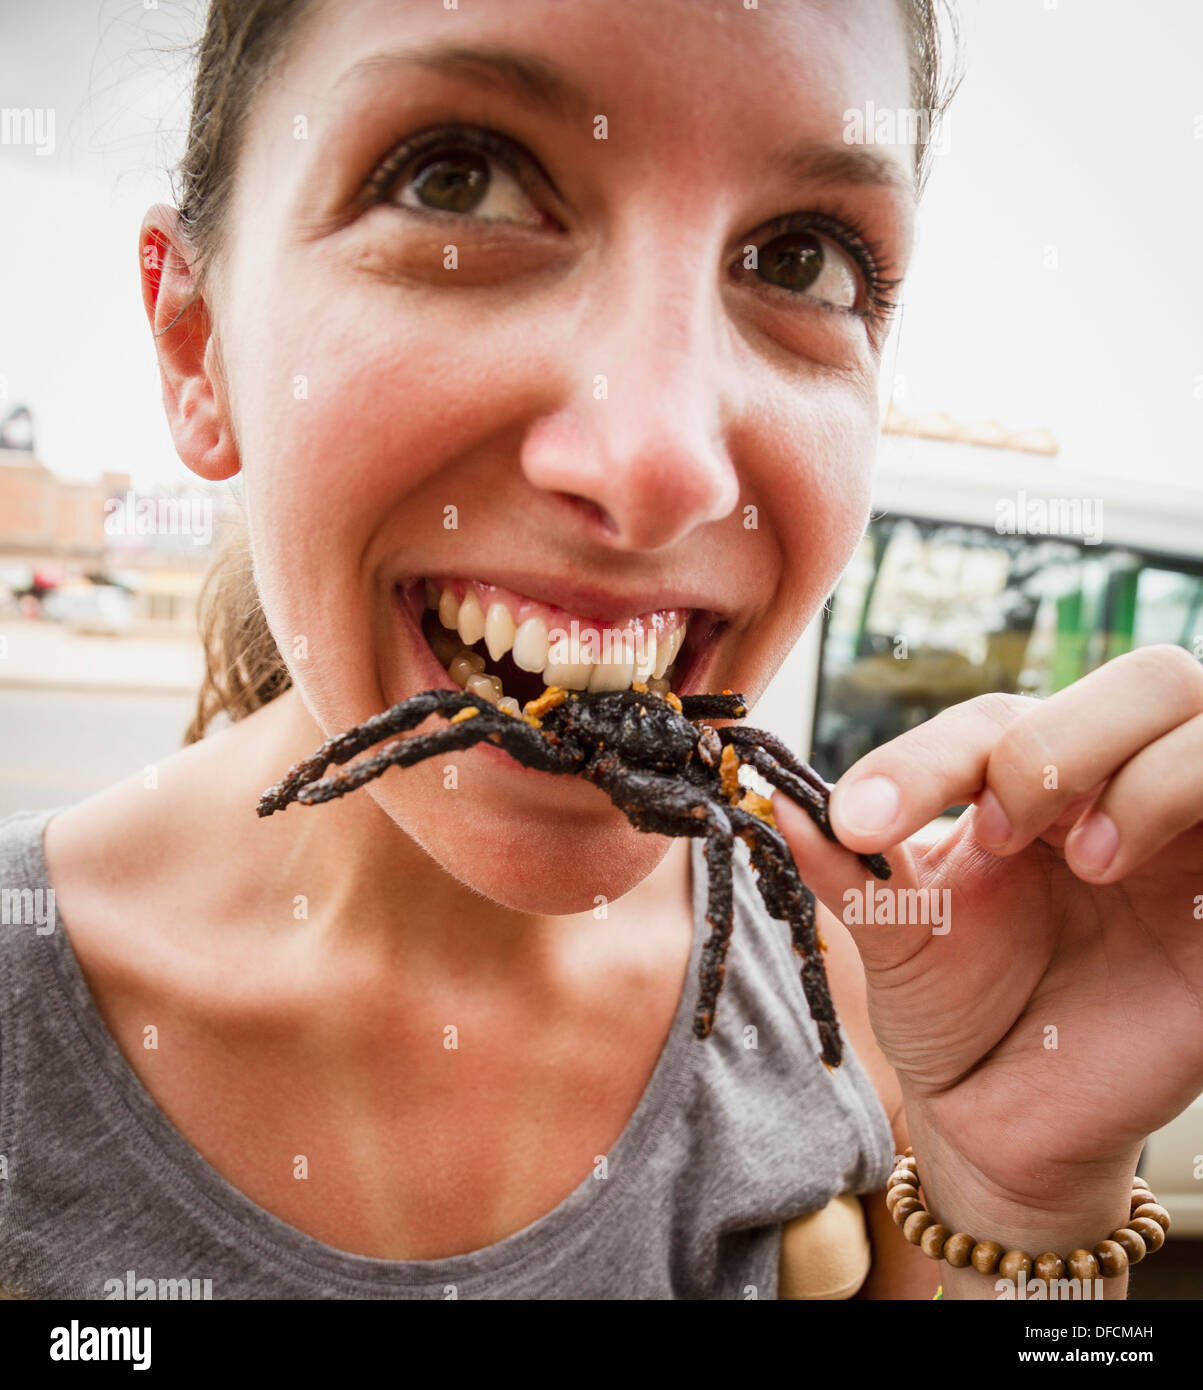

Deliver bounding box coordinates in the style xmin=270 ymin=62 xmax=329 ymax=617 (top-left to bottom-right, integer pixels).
xmin=1 ymin=0 xmax=1201 ymax=1293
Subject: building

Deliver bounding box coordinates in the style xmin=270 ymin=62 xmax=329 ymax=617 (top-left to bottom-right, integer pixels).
xmin=0 ymin=430 xmax=233 ymax=632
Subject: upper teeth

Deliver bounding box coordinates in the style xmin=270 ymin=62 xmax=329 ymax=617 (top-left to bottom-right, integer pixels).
xmin=426 ymin=581 xmax=688 ymax=693
xmin=456 ymin=591 xmax=486 ymax=647
xmin=485 ymin=603 xmax=516 ymax=662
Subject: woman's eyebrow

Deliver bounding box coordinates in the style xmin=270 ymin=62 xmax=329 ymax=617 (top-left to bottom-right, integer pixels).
xmin=329 ymin=41 xmax=914 ymax=197
xmin=330 ymin=42 xmax=594 ymax=125
xmin=773 ymin=139 xmax=915 ymax=196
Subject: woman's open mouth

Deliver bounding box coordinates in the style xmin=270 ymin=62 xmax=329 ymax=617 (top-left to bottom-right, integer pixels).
xmin=396 ymin=576 xmax=727 ymax=711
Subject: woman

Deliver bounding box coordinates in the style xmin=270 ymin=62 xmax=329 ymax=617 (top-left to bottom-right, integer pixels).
xmin=2 ymin=0 xmax=1199 ymax=1300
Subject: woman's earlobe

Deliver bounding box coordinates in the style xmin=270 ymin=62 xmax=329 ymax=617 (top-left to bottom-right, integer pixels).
xmin=173 ymin=372 xmax=240 ymax=482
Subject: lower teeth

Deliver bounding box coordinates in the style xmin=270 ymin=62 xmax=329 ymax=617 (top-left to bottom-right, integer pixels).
xmin=465 ymin=672 xmax=503 ymax=704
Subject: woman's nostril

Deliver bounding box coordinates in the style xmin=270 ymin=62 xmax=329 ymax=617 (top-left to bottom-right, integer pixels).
xmin=563 ymin=494 xmax=619 ymax=536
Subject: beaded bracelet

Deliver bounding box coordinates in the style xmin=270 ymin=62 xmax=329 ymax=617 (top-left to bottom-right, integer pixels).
xmin=887 ymin=1149 xmax=1171 ymax=1282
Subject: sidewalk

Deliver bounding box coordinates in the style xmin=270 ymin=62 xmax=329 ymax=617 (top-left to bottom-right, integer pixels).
xmin=0 ymin=621 xmax=204 ymax=695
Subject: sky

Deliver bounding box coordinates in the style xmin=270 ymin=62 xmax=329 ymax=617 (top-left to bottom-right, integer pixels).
xmin=0 ymin=0 xmax=1200 ymax=490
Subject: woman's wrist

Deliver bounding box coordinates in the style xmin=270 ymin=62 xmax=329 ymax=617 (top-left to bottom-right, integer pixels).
xmin=901 ymin=1104 xmax=1139 ymax=1301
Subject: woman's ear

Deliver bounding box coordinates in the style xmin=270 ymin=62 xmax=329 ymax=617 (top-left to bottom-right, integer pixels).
xmin=139 ymin=203 xmax=240 ymax=483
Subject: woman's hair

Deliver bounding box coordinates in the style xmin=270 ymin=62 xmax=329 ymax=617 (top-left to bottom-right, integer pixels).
xmin=178 ymin=0 xmax=962 ymax=745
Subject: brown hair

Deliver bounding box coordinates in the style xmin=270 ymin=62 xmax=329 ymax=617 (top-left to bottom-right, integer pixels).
xmin=177 ymin=0 xmax=961 ymax=744
xmin=175 ymin=0 xmax=316 ymax=744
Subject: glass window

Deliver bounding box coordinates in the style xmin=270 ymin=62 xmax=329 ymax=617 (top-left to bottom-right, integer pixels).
xmin=811 ymin=516 xmax=1203 ymax=785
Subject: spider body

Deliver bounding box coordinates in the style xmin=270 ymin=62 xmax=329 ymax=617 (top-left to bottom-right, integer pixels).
xmin=546 ymin=687 xmax=700 ymax=775
xmin=257 ymin=684 xmax=890 ymax=1070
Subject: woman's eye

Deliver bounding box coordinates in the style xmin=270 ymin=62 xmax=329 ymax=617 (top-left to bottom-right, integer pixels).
xmin=385 ymin=146 xmax=544 ymax=227
xmin=755 ymin=231 xmax=859 ymax=310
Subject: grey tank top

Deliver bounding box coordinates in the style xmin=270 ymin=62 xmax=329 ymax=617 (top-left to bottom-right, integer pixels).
xmin=0 ymin=806 xmax=893 ymax=1300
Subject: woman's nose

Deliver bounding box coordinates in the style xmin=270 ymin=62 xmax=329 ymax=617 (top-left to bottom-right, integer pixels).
xmin=520 ymin=250 xmax=742 ymax=552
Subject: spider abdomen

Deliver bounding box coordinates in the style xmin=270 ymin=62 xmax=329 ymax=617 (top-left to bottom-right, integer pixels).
xmin=551 ymin=690 xmax=698 ymax=774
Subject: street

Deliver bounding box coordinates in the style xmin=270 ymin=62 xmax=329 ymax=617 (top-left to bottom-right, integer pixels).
xmin=0 ymin=688 xmax=195 ymax=818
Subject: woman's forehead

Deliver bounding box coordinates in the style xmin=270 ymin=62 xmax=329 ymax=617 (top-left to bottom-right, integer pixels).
xmin=234 ymin=0 xmax=916 ymax=224
xmin=266 ymin=0 xmax=913 ymax=135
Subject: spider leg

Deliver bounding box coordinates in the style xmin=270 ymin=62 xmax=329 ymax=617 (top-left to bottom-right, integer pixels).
xmin=258 ymin=689 xmax=500 ymax=816
xmin=694 ymin=815 xmax=736 ymax=1040
xmin=289 ymin=706 xmax=577 ymax=805
xmin=727 ymin=804 xmax=843 ymax=1070
xmin=678 ymin=693 xmax=749 ymax=721
xmin=583 ymin=753 xmax=737 ymax=1040
xmin=720 ymin=727 xmax=892 ymax=880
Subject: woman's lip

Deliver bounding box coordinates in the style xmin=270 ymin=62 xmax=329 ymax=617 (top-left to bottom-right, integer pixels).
xmin=390 ymin=581 xmax=728 ymax=703
xmin=394 ymin=583 xmax=459 ymax=690
xmin=399 ymin=570 xmax=728 ymax=626
xmin=399 ymin=579 xmax=429 ymax=627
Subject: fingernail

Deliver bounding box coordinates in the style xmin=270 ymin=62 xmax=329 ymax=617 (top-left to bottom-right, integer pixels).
xmin=973 ymin=789 xmax=1012 ymax=849
xmin=837 ymin=776 xmax=900 ymax=835
xmin=1070 ymin=811 xmax=1118 ymax=875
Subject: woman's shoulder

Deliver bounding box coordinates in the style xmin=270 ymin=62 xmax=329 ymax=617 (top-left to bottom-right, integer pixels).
xmin=0 ymin=805 xmax=56 ymax=878
xmin=41 ymin=711 xmax=275 ymax=941
xmin=25 ymin=725 xmax=271 ymax=1028
xmin=45 ymin=734 xmax=212 ymax=884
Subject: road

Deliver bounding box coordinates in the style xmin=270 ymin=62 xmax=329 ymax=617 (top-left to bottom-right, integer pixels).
xmin=0 ymin=688 xmax=196 ymax=818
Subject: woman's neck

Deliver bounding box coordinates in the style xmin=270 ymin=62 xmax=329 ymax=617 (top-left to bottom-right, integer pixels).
xmin=124 ymin=687 xmax=693 ymax=987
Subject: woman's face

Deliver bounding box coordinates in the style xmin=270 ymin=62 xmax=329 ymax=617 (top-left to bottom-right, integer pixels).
xmin=205 ymin=0 xmax=917 ymax=910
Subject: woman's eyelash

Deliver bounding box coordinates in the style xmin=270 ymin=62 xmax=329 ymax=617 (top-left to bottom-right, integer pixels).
xmin=751 ymin=208 xmax=902 ymax=323
xmin=362 ymin=124 xmax=901 ymax=321
xmin=362 ymin=123 xmax=545 ymax=207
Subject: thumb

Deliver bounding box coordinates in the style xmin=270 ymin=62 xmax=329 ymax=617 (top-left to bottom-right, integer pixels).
xmin=771 ymin=790 xmax=933 ymax=971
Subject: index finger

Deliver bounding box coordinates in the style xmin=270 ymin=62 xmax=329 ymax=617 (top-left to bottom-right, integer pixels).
xmin=827 ymin=692 xmax=1039 ymax=853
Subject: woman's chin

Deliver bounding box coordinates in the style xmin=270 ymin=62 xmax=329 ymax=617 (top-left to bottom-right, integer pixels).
xmin=367 ymin=762 xmax=677 ymax=916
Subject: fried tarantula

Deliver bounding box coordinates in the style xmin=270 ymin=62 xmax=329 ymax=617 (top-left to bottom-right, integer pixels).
xmin=257 ymin=685 xmax=891 ymax=1069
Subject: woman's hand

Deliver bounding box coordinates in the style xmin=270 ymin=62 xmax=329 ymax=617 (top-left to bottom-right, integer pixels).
xmin=773 ymin=644 xmax=1203 ymax=1271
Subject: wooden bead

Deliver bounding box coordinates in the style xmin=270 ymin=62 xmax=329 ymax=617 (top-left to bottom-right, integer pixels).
xmin=903 ymin=1210 xmax=936 ymax=1245
xmin=891 ymin=1197 xmax=924 ymax=1226
xmin=1131 ymin=1203 xmax=1171 ymax=1234
xmin=1130 ymin=1178 xmax=1152 ymax=1193
xmin=1033 ymin=1251 xmax=1066 ymax=1281
xmin=903 ymin=1146 xmax=914 ymax=1158
xmin=943 ymin=1233 xmax=975 ymax=1268
xmin=1067 ymin=1249 xmax=1100 ymax=1281
xmin=1128 ymin=1217 xmax=1165 ymax=1253
xmin=920 ymin=1224 xmax=950 ymax=1260
xmin=999 ymin=1249 xmax=1033 ymax=1281
xmin=970 ymin=1240 xmax=1004 ymax=1274
xmin=1093 ymin=1240 xmax=1129 ymax=1278
xmin=1109 ymin=1227 xmax=1147 ymax=1265
xmin=887 ymin=1169 xmax=917 ymax=1190
xmin=886 ymin=1184 xmax=919 ymax=1212
xmin=1129 ymin=1190 xmax=1152 ymax=1214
